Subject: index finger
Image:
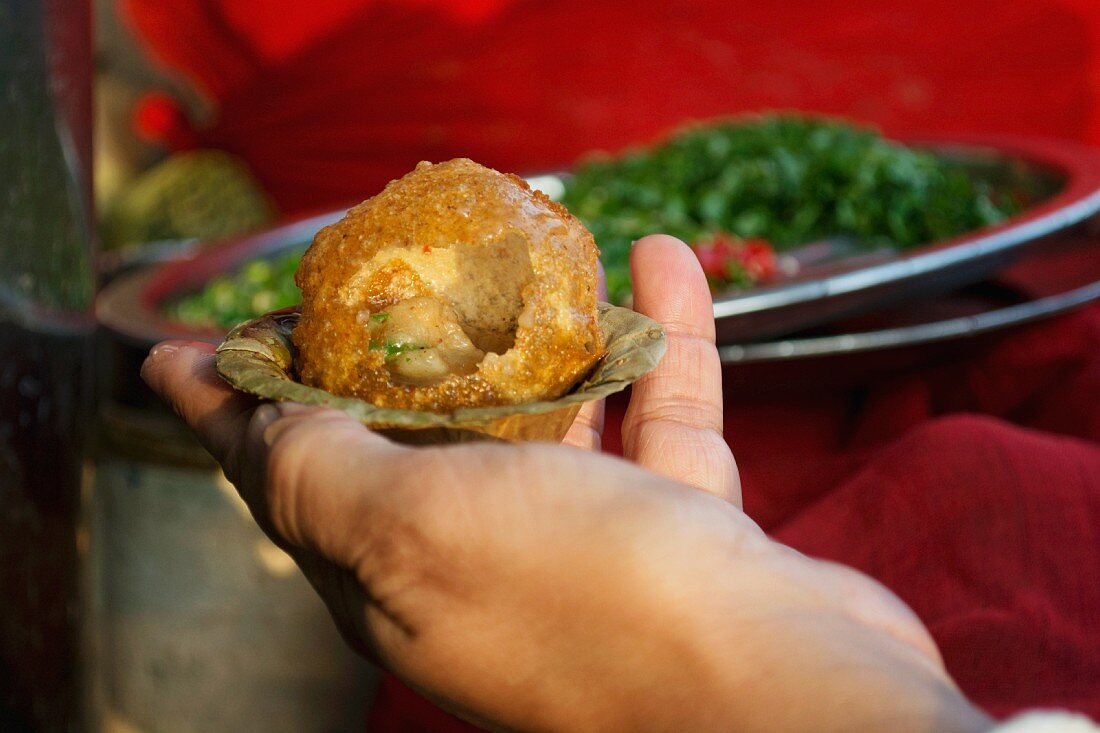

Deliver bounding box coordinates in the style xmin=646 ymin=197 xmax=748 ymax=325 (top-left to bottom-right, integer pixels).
xmin=140 ymin=340 xmax=406 ymax=559
xmin=562 ymin=260 xmax=608 ymax=451
xmin=140 ymin=340 xmax=259 ymax=483
xmin=621 ymin=235 xmax=741 ymax=506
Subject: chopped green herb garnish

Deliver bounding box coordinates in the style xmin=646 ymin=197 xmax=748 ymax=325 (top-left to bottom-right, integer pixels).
xmin=369 ymin=339 xmax=426 ymax=360
xmin=370 ymin=312 xmax=390 ymax=323
xmin=560 ymin=114 xmax=1019 ymax=302
xmin=166 ymin=249 xmax=303 ymax=329
xmin=384 ymin=341 xmax=426 ymax=360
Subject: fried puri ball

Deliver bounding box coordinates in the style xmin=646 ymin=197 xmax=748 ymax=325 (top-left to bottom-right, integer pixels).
xmin=293 ymin=158 xmax=605 ymax=412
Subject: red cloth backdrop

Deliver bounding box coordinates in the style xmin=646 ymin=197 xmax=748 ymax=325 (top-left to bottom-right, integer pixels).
xmin=121 ymin=0 xmax=1100 ymax=214
xmin=118 ymin=0 xmax=1100 ymax=727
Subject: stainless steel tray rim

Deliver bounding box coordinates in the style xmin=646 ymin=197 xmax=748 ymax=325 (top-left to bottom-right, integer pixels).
xmin=718 ymin=277 xmax=1100 ymax=364
xmin=712 ymin=185 xmax=1100 ymax=319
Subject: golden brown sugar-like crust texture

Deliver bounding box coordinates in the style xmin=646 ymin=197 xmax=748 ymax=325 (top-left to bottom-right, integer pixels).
xmin=293 ymin=158 xmax=605 ymax=412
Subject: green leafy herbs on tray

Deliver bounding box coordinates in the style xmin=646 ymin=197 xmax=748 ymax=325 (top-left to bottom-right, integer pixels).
xmin=561 ymin=115 xmax=1019 ymax=302
xmin=166 ymin=250 xmax=302 ymax=329
xmin=167 ymin=115 xmax=1021 ymax=328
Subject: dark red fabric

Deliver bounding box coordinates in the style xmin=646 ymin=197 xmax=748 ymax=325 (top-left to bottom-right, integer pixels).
xmin=119 ymin=0 xmax=1100 ymax=214
xmin=115 ymin=0 xmax=1100 ymax=727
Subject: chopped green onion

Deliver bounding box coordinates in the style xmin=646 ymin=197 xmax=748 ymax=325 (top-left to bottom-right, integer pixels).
xmin=370 ymin=339 xmax=426 ymax=360
xmin=560 ymin=114 xmax=1019 ymax=302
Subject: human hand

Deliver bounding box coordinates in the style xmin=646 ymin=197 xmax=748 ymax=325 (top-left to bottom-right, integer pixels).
xmin=142 ymin=235 xmax=990 ymax=732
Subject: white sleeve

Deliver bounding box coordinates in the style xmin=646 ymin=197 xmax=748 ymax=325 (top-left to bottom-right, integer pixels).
xmin=994 ymin=712 xmax=1100 ymax=732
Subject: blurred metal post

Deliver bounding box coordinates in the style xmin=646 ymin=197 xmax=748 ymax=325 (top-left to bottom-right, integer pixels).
xmin=0 ymin=0 xmax=97 ymax=731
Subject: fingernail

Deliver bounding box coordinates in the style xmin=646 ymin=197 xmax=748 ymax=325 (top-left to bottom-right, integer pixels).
xmin=148 ymin=339 xmax=204 ymax=360
xmin=261 ymin=407 xmax=294 ymax=448
xmin=260 ymin=403 xmax=319 ymax=447
xmin=148 ymin=343 xmax=180 ymax=360
xmin=141 ymin=341 xmax=183 ymax=388
xmin=274 ymin=402 xmax=314 ymax=417
xmin=250 ymin=403 xmax=280 ymax=441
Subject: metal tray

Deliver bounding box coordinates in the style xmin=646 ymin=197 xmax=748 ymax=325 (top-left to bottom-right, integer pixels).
xmin=709 ymin=135 xmax=1100 ymax=341
xmin=718 ymin=233 xmax=1100 ymax=394
xmin=97 ymin=135 xmax=1100 ymax=347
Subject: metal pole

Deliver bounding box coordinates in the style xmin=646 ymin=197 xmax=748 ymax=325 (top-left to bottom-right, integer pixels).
xmin=0 ymin=0 xmax=96 ymax=730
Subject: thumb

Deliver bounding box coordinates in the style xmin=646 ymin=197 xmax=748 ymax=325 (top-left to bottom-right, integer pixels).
xmin=624 ymin=235 xmax=740 ymax=505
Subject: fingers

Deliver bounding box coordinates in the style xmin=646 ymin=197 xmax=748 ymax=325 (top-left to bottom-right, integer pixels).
xmin=562 ymin=400 xmax=604 ymax=450
xmin=141 ymin=340 xmax=258 ymax=482
xmin=257 ymin=406 xmax=419 ymax=559
xmin=562 ymin=259 xmax=609 ymax=451
xmin=141 ymin=340 xmax=407 ymax=563
xmin=622 ymin=235 xmax=741 ymax=506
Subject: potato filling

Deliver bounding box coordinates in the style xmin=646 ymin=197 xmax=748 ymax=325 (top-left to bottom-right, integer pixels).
xmin=369 ymin=297 xmax=488 ymax=386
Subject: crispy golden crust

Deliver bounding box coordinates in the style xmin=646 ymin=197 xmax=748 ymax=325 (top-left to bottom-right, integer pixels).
xmin=293 ymin=158 xmax=605 ymax=412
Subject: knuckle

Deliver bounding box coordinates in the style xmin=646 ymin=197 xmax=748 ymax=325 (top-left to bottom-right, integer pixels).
xmin=655 ymin=335 xmax=722 ymax=378
xmin=663 ymin=322 xmax=716 ymax=344
xmin=627 ymin=392 xmax=724 ymax=433
xmin=629 ymin=421 xmax=737 ymax=498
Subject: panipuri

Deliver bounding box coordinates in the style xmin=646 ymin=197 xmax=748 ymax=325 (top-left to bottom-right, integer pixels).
xmin=293 ymin=158 xmax=605 ymax=413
